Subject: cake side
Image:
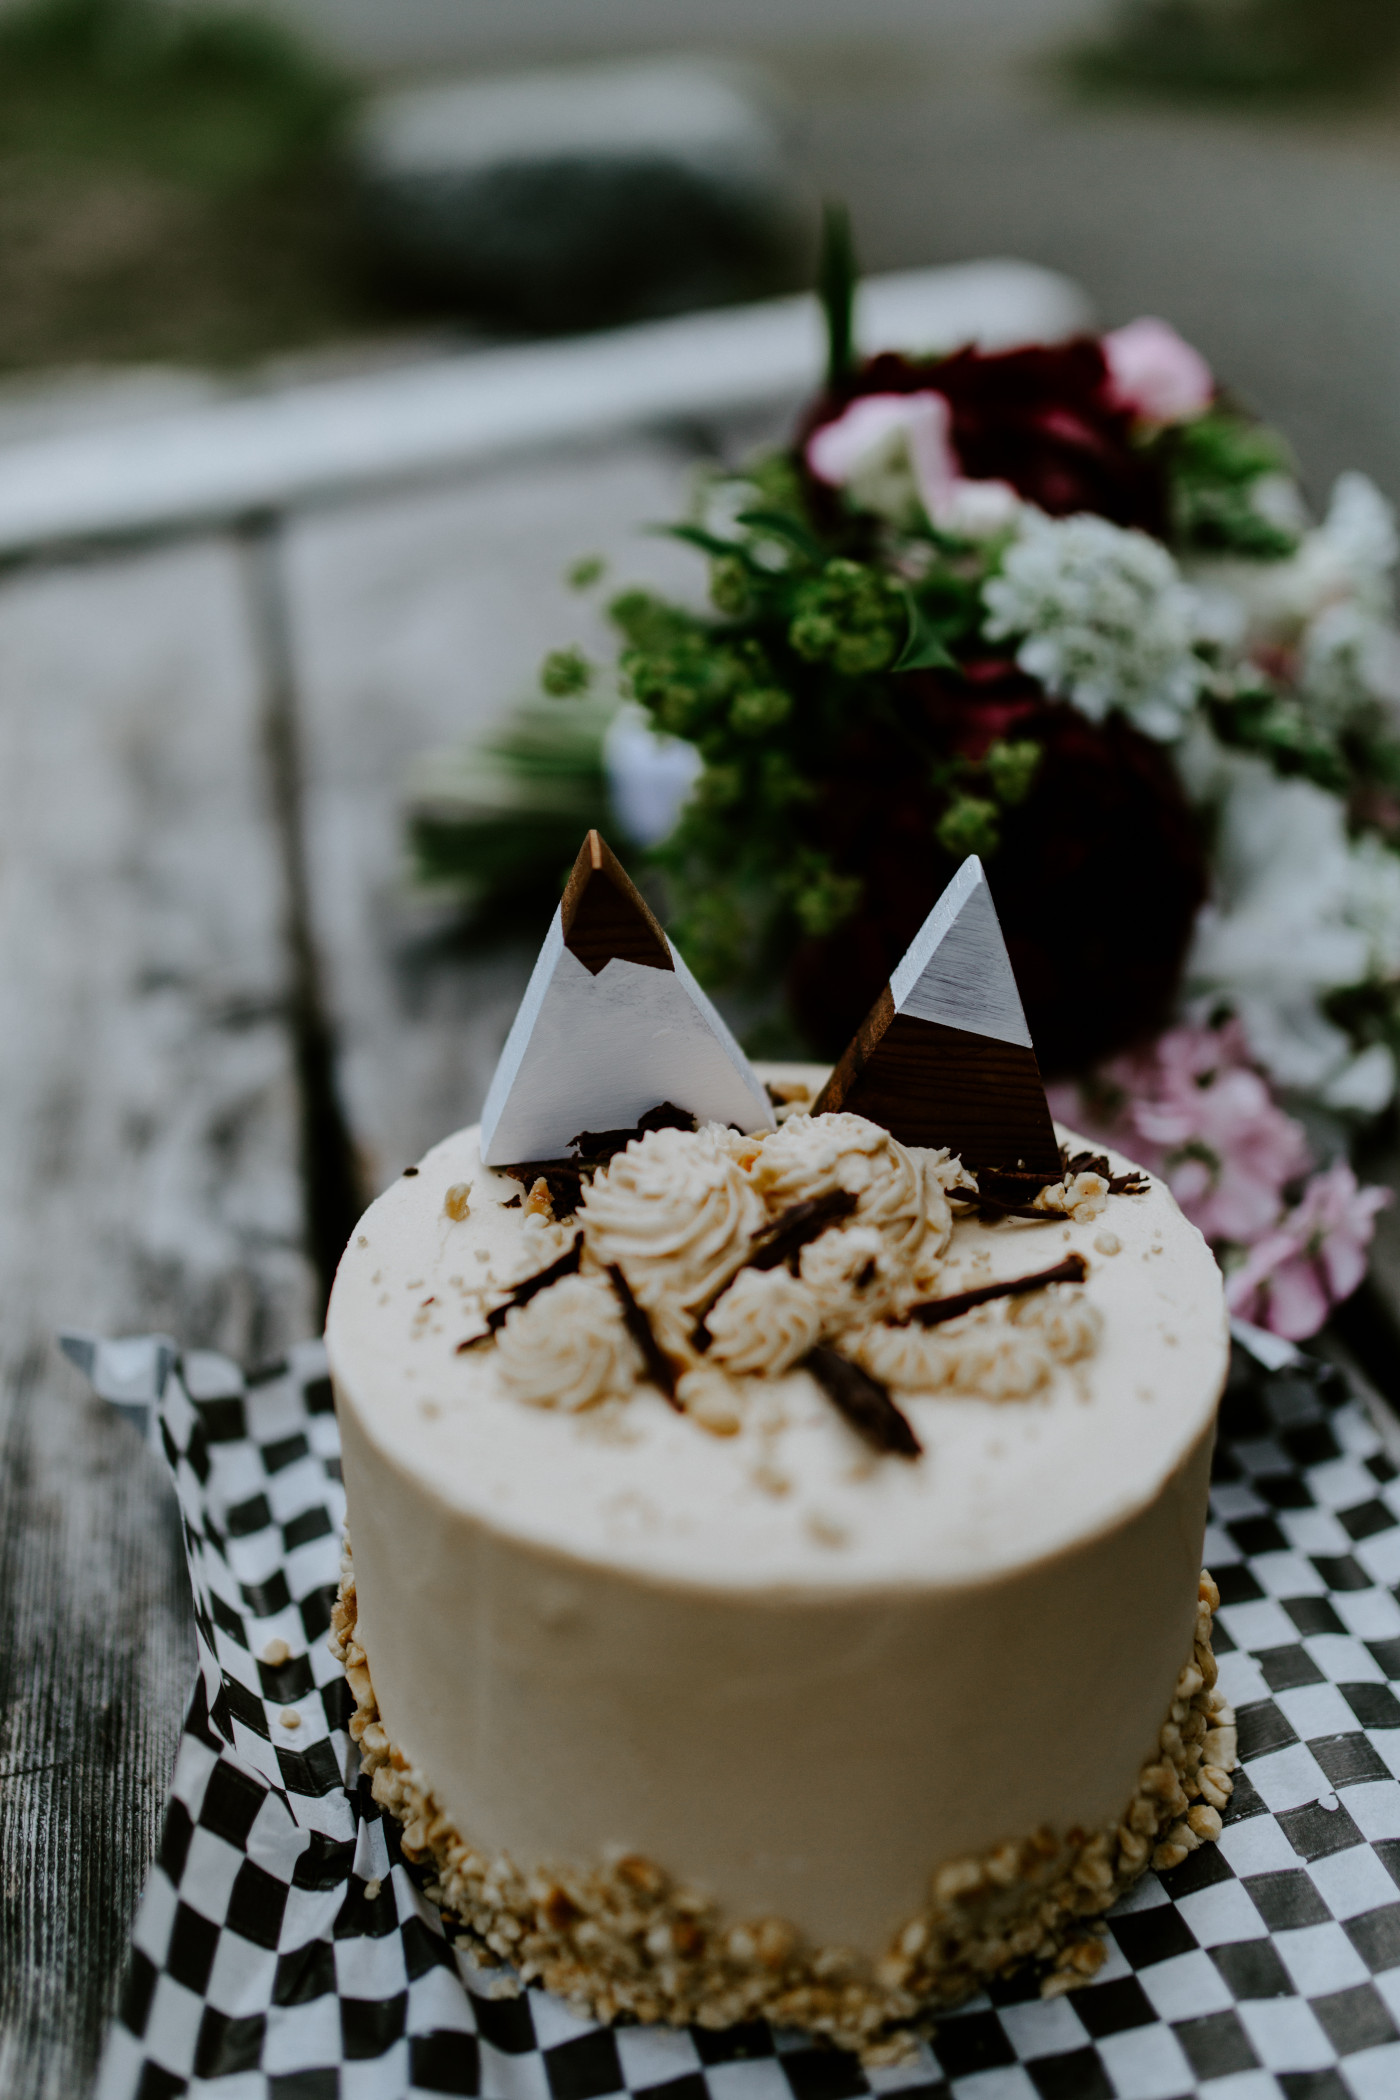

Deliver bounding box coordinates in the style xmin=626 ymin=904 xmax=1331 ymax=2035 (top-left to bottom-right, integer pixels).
xmin=326 ymin=1083 xmax=1229 ymax=1995
xmin=336 ymin=1390 xmax=1217 ymax=1953
xmin=332 ymin=1560 xmax=1236 ymax=2058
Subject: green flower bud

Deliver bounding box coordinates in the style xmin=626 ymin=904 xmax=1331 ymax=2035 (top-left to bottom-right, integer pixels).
xmin=540 ymin=646 xmax=592 ymax=697
xmin=984 ymin=738 xmax=1042 ymax=808
xmin=698 ymin=763 xmax=745 ymax=809
xmin=710 ymin=556 xmax=751 ymax=617
xmin=730 ymin=685 xmax=792 ymax=736
xmin=937 ymin=795 xmax=1001 ymax=859
xmin=788 ymin=558 xmax=903 ymax=675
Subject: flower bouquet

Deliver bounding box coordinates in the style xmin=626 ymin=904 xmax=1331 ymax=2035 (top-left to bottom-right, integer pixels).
xmin=409 ymin=225 xmax=1400 ymax=1350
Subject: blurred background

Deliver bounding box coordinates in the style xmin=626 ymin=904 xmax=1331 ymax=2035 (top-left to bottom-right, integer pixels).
xmin=0 ymin=0 xmax=1399 ymax=484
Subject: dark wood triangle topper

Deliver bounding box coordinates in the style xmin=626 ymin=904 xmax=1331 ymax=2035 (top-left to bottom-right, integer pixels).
xmin=561 ymin=829 xmax=673 ymax=976
xmin=813 ymin=916 xmax=1060 ymax=1176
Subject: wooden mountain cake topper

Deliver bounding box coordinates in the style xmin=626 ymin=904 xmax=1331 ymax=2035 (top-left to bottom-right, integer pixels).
xmin=812 ymin=856 xmax=1060 ymax=1173
xmin=479 ymin=830 xmax=774 ymax=1166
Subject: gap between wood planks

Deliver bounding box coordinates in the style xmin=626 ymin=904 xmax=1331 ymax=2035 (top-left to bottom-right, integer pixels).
xmin=236 ymin=511 xmax=366 ymax=1319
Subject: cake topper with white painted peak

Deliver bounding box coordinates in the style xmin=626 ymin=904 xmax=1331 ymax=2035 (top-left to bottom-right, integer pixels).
xmin=812 ymin=856 xmax=1060 ymax=1174
xmin=479 ymin=830 xmax=775 ymax=1167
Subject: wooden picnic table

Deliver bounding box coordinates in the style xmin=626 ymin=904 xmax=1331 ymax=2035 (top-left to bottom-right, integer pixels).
xmin=0 ymin=423 xmax=716 ymax=2097
xmin=5 ymin=263 xmax=1398 ymax=2098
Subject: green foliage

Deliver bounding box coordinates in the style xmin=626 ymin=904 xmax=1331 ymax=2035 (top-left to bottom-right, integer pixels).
xmin=789 ymin=560 xmax=905 ymax=675
xmin=984 ymin=738 xmax=1043 ymax=808
xmin=729 ymin=684 xmax=792 ymax=737
xmin=1161 ymin=407 xmax=1299 ymax=558
xmin=0 ymin=0 xmax=354 ymax=190
xmin=817 ymin=200 xmax=857 ymax=391
xmin=410 ymin=370 xmax=1375 ymax=1036
xmin=0 ymin=0 xmax=368 ymax=368
xmin=540 ymin=646 xmax=594 ymax=698
xmin=567 ymin=556 xmax=607 ymax=591
xmin=894 ymin=590 xmax=959 ymax=672
xmin=783 ymin=852 xmax=864 ymax=938
xmin=1207 ymin=684 xmax=1350 ymax=793
xmin=936 ymin=795 xmax=1001 ymax=859
xmin=594 ymin=477 xmax=1047 ymax=989
xmin=926 ymin=740 xmax=1045 ymax=860
xmin=408 ymin=695 xmax=613 ymax=912
xmin=709 ymin=555 xmax=751 ymax=617
xmin=1069 ymin=0 xmax=1400 ymax=104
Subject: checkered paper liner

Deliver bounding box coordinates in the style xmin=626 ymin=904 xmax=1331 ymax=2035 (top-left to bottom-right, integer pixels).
xmin=72 ymin=1332 xmax=1400 ymax=2100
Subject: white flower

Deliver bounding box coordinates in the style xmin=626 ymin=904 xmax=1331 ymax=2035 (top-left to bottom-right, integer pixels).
xmin=1270 ymin=472 xmax=1397 ymax=628
xmin=982 ymin=511 xmax=1205 ymax=739
xmin=604 ymin=704 xmax=702 ymax=847
xmin=1313 ymin=471 xmax=1398 ymax=607
xmin=1185 ymin=746 xmax=1400 ymax=1110
xmin=805 ymin=390 xmax=1019 ymax=538
xmin=1190 ymin=472 xmax=1399 ymax=648
xmin=1299 ymin=600 xmax=1400 ymax=728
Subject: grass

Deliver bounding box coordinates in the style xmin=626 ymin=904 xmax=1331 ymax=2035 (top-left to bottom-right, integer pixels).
xmin=0 ymin=0 xmax=397 ymax=370
xmin=1068 ymin=0 xmax=1400 ymax=105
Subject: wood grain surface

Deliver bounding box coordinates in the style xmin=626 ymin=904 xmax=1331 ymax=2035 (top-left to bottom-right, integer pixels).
xmin=815 ymin=1002 xmax=1061 ymax=1174
xmin=560 ymin=829 xmax=672 ymax=975
xmin=288 ymin=437 xmax=705 ymax=1192
xmin=0 ymin=434 xmax=706 ymax=2092
xmin=0 ymin=540 xmax=314 ymax=2098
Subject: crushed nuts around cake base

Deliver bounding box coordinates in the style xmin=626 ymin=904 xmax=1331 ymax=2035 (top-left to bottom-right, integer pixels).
xmin=331 ymin=1558 xmax=1236 ymax=2063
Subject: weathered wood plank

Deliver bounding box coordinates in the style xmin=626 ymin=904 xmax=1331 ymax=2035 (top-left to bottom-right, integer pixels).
xmin=0 ymin=540 xmax=315 ymax=2098
xmin=290 ymin=437 xmax=708 ymax=1189
xmin=0 ymin=266 xmax=1089 ymax=558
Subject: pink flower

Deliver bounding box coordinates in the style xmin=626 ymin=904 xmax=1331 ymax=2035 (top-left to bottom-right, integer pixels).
xmin=1224 ymin=1163 xmax=1391 ymax=1340
xmin=1055 ymin=1016 xmax=1389 ymax=1339
xmin=804 ymin=389 xmax=1018 ymax=535
xmin=1057 ymin=1019 xmax=1309 ymax=1242
xmin=1102 ymin=318 xmax=1214 ymax=425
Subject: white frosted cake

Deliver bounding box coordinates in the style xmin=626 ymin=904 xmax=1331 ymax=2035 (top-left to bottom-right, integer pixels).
xmin=324 ymin=839 xmax=1234 ymax=2056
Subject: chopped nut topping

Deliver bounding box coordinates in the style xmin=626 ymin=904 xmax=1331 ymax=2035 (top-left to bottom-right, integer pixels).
xmin=333 ymin=1555 xmax=1234 ymax=2061
xmin=525 ymin=1178 xmax=556 ymax=1222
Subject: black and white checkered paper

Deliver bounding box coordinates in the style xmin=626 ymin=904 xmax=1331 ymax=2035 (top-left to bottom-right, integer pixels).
xmin=76 ymin=1330 xmax=1400 ymax=2100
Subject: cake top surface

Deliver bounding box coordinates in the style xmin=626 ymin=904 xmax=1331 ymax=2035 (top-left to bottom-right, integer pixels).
xmin=326 ymin=1064 xmax=1228 ymax=1594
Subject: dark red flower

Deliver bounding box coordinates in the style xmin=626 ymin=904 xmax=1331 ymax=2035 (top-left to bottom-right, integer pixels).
xmin=802 ymin=338 xmax=1166 ymax=534
xmin=786 ymin=663 xmax=1207 ymax=1074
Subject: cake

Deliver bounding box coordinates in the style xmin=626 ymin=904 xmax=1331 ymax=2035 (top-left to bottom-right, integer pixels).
xmin=325 ymin=834 xmax=1233 ymax=2057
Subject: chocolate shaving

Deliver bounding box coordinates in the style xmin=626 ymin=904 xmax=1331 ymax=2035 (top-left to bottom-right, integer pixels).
xmin=905 ymin=1252 xmax=1088 ymax=1328
xmin=980 ymin=1166 xmax=1064 ymax=1196
xmin=690 ymin=1188 xmax=860 ymax=1350
xmin=749 ymin=1187 xmax=860 ymax=1272
xmin=570 ymin=1102 xmax=696 ymax=1161
xmin=801 ymin=1345 xmax=922 ymax=1459
xmin=1061 ymin=1146 xmax=1151 ymax=1196
xmin=455 ymin=1232 xmax=584 ymax=1351
xmin=500 ymin=1103 xmax=700 ymax=1219
xmin=606 ymin=1263 xmax=682 ymax=1407
xmin=948 ymin=1184 xmax=1059 ymax=1224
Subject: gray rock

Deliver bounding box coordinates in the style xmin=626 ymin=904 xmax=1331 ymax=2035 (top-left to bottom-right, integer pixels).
xmin=354 ymin=58 xmax=799 ymax=330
